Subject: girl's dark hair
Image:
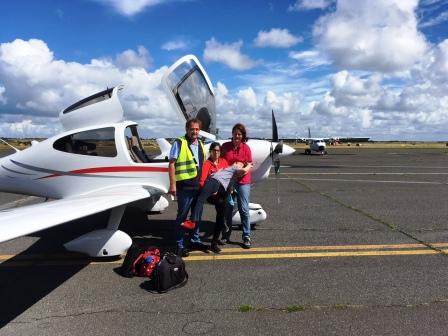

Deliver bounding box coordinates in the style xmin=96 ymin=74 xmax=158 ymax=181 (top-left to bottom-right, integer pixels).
xmin=209 ymin=142 xmax=221 ymax=152
xmin=232 ymin=123 xmax=248 ymax=142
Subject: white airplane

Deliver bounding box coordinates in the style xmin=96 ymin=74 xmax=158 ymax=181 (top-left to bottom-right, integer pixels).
xmin=0 ymin=55 xmax=294 ymax=257
xmin=302 ymin=128 xmax=327 ymax=155
xmin=304 ymin=138 xmax=327 ymax=155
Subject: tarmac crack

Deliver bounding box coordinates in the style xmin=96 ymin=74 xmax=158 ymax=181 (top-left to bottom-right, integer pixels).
xmin=9 ymin=306 xmax=208 ymax=324
xmin=8 ymin=299 xmax=448 ymax=325
xmin=286 ymin=175 xmax=448 ymax=256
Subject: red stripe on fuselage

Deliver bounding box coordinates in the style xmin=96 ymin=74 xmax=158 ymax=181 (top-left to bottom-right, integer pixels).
xmin=71 ymin=166 xmax=169 ymax=174
xmin=38 ymin=166 xmax=168 ymax=179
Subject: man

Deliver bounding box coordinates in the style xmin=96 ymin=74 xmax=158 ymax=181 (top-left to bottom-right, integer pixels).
xmin=168 ymin=118 xmax=207 ymax=257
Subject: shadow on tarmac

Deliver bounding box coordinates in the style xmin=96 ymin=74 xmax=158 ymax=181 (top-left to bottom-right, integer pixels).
xmin=0 ymin=205 xmax=223 ymax=327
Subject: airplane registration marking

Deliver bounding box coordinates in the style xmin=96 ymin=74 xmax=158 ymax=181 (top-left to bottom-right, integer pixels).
xmin=2 ymin=243 xmax=448 ymax=265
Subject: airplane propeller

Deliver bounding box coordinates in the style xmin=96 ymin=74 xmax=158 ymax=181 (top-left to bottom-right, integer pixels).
xmin=270 ymin=110 xmax=283 ymax=174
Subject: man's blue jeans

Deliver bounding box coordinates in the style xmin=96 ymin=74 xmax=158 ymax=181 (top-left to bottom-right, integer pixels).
xmin=225 ymin=183 xmax=251 ymax=239
xmin=175 ymin=189 xmax=202 ymax=249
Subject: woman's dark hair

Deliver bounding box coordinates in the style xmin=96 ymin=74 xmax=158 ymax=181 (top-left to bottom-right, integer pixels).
xmin=232 ymin=123 xmax=248 ymax=142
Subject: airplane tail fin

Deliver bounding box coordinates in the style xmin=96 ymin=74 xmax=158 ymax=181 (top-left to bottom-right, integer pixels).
xmin=156 ymin=138 xmax=172 ymax=157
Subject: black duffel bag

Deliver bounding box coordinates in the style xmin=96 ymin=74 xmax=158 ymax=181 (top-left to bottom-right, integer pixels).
xmin=141 ymin=252 xmax=188 ymax=293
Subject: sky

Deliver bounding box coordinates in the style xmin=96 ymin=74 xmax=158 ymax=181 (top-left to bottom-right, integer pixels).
xmin=0 ymin=0 xmax=447 ymax=141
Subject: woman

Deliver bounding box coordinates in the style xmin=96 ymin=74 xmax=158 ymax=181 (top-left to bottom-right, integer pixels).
xmin=221 ymin=123 xmax=253 ymax=249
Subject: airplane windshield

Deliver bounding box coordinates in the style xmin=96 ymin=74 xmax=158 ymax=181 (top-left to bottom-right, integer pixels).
xmin=164 ymin=59 xmax=216 ymax=134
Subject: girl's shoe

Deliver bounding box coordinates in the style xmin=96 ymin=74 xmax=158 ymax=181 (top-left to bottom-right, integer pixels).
xmin=181 ymin=220 xmax=196 ymax=230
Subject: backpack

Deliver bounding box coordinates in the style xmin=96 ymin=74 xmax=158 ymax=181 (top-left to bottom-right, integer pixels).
xmin=133 ymin=248 xmax=161 ymax=278
xmin=119 ymin=244 xmax=160 ymax=278
xmin=142 ymin=252 xmax=188 ymax=293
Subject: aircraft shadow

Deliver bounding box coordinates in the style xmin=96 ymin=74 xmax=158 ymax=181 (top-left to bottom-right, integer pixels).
xmin=0 ymin=206 xmax=231 ymax=327
xmin=0 ymin=213 xmax=104 ymax=328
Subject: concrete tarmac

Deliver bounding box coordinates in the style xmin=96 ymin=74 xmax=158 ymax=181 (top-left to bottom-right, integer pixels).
xmin=1 ymin=148 xmax=448 ymax=335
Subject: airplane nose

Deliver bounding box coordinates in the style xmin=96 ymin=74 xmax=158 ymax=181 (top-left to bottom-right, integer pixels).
xmin=279 ymin=143 xmax=295 ymax=156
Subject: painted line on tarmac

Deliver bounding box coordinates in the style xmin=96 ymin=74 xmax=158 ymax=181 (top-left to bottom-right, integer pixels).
xmin=1 ymin=243 xmax=448 ymax=266
xmin=276 ymin=177 xmax=447 ymax=185
xmin=285 ymin=172 xmax=448 ymax=175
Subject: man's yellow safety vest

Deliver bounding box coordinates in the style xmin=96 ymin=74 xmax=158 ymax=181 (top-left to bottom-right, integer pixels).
xmin=174 ymin=136 xmax=205 ymax=181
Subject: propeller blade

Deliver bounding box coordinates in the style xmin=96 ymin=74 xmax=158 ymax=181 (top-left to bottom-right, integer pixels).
xmin=272 ymin=110 xmax=279 ymax=142
xmin=271 ymin=110 xmax=282 ymax=174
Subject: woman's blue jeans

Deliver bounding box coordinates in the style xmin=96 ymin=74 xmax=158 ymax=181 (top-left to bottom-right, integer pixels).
xmin=225 ymin=183 xmax=251 ymax=240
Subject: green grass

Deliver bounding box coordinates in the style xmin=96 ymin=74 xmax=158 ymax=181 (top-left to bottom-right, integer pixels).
xmin=286 ymin=304 xmax=305 ymax=312
xmin=238 ymin=304 xmax=255 ymax=313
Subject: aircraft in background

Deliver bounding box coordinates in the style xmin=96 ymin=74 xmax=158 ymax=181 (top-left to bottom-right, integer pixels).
xmin=302 ymin=128 xmax=327 ymax=155
xmin=301 ymin=128 xmax=370 ymax=155
xmin=0 ymin=55 xmax=294 ymax=257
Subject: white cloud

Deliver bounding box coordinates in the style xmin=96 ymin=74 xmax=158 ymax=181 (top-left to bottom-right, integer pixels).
xmin=288 ymin=0 xmax=333 ymax=11
xmin=0 ymin=86 xmax=6 ymax=105
xmin=93 ymin=0 xmax=164 ymax=16
xmin=0 ymin=39 xmax=182 ymax=138
xmin=114 ymin=46 xmax=152 ymax=70
xmin=0 ymin=119 xmax=57 ymax=138
xmin=307 ymin=37 xmax=448 ymax=140
xmin=161 ymin=39 xmax=188 ymax=51
xmin=254 ymin=28 xmax=303 ymax=48
xmin=313 ymin=0 xmax=428 ymax=73
xmin=203 ymin=38 xmax=260 ymax=71
xmin=419 ymin=10 xmax=448 ymax=28
xmin=237 ymin=87 xmax=258 ymax=109
xmin=289 ymin=49 xmax=330 ymax=69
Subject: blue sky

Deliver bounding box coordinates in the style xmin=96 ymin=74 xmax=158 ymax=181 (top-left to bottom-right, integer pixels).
xmin=0 ymin=0 xmax=447 ymax=140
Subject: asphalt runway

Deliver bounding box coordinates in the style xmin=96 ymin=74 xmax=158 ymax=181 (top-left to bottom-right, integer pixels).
xmin=1 ymin=148 xmax=448 ymax=335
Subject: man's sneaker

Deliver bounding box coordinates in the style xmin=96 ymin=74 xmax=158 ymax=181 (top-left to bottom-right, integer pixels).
xmin=242 ymin=237 xmax=251 ymax=249
xmin=210 ymin=243 xmax=221 ymax=254
xmin=181 ymin=220 xmax=196 ymax=230
xmin=175 ymin=247 xmax=190 ymax=258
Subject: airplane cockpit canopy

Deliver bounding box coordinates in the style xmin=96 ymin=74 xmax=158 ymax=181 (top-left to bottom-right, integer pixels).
xmin=162 ymin=55 xmax=216 ymax=134
xmin=53 ymin=127 xmax=117 ymax=157
xmin=59 ymin=86 xmax=124 ymax=131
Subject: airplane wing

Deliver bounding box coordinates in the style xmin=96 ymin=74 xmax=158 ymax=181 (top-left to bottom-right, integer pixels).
xmin=0 ymin=186 xmax=154 ymax=243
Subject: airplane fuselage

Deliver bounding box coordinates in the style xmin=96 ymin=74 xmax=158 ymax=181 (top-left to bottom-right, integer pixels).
xmin=0 ymin=121 xmax=170 ymax=200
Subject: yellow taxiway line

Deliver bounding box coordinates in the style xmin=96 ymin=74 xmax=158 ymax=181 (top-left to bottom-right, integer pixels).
xmin=1 ymin=242 xmax=448 ymax=266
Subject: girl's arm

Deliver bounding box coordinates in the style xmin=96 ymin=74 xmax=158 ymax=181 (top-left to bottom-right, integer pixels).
xmin=199 ymin=161 xmax=212 ymax=188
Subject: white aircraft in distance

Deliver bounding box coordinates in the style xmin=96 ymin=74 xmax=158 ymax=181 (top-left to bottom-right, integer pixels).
xmin=0 ymin=55 xmax=294 ymax=257
xmin=302 ymin=128 xmax=327 ymax=155
xmin=301 ymin=128 xmax=370 ymax=155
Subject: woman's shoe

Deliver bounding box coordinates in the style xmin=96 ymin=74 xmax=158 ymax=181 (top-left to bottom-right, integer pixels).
xmin=242 ymin=237 xmax=251 ymax=249
xmin=210 ymin=243 xmax=221 ymax=254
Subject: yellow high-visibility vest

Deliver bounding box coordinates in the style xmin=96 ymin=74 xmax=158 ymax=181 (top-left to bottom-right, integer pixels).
xmin=174 ymin=136 xmax=205 ymax=181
